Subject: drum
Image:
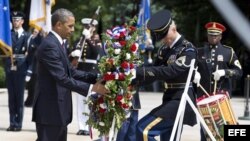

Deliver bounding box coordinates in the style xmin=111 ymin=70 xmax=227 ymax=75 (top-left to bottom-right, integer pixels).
xmin=196 ymin=90 xmax=237 ymax=140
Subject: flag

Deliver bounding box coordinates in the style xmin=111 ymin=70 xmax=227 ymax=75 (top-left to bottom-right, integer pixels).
xmin=137 ymin=0 xmax=152 ymax=51
xmin=29 ymin=0 xmax=55 ymax=33
xmin=137 ymin=0 xmax=150 ymax=28
xmin=0 ymin=0 xmax=12 ymax=56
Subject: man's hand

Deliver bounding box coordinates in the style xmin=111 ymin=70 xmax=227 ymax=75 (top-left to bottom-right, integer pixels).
xmin=92 ymin=79 xmax=110 ymax=96
xmin=193 ymin=70 xmax=201 ymax=87
xmin=212 ymin=69 xmax=225 ymax=81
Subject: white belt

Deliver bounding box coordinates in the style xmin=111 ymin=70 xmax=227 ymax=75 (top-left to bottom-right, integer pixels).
xmin=79 ymin=59 xmax=97 ymax=64
xmin=164 ymin=83 xmax=192 ymax=89
xmin=13 ymin=54 xmax=26 ymax=59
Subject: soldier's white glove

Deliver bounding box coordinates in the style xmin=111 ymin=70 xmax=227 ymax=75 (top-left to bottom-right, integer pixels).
xmin=70 ymin=49 xmax=81 ymax=58
xmin=148 ymin=58 xmax=153 ymax=64
xmin=213 ymin=69 xmax=225 ymax=81
xmin=193 ymin=71 xmax=201 ymax=87
xmin=25 ymin=75 xmax=31 ymax=82
xmin=82 ymin=29 xmax=91 ymax=39
xmin=25 ymin=70 xmax=32 ymax=82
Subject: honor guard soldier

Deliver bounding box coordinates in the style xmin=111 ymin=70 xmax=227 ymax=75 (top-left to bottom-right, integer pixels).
xmin=4 ymin=11 xmax=30 ymax=131
xmin=74 ymin=18 xmax=102 ymax=136
xmin=193 ymin=22 xmax=243 ymax=141
xmin=24 ymin=28 xmax=44 ymax=107
xmin=133 ymin=10 xmax=197 ymax=141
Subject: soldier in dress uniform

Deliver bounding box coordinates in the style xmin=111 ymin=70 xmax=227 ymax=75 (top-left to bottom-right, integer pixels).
xmin=4 ymin=11 xmax=30 ymax=131
xmin=74 ymin=18 xmax=102 ymax=136
xmin=193 ymin=22 xmax=243 ymax=141
xmin=24 ymin=28 xmax=44 ymax=107
xmin=133 ymin=10 xmax=197 ymax=141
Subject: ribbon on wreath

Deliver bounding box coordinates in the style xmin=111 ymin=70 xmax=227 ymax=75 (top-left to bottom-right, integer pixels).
xmin=108 ymin=115 xmax=118 ymax=141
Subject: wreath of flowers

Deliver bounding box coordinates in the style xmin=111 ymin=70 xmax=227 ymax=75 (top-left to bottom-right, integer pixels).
xmin=86 ymin=18 xmax=143 ymax=136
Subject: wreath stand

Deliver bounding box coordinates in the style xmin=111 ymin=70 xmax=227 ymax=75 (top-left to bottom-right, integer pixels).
xmin=169 ymin=59 xmax=216 ymax=141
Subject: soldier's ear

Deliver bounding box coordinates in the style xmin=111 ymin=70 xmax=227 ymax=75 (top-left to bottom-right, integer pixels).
xmin=218 ymin=35 xmax=222 ymax=40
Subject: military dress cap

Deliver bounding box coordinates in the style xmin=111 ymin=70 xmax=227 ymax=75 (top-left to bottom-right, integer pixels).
xmin=81 ymin=18 xmax=98 ymax=26
xmin=205 ymin=22 xmax=226 ymax=35
xmin=147 ymin=9 xmax=172 ymax=40
xmin=11 ymin=11 xmax=25 ymax=19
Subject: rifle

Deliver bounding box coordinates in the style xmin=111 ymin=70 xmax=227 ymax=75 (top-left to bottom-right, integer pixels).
xmin=77 ymin=6 xmax=101 ymax=62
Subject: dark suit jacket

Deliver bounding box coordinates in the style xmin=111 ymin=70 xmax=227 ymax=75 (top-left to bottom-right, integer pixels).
xmin=32 ymin=32 xmax=97 ymax=126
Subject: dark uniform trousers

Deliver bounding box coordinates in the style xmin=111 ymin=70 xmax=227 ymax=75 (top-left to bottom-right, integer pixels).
xmin=4 ymin=30 xmax=29 ymax=128
xmin=135 ymin=36 xmax=197 ymax=141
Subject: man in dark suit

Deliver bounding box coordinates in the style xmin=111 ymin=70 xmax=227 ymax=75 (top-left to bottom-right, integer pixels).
xmin=32 ymin=8 xmax=109 ymax=141
xmin=4 ymin=11 xmax=30 ymax=132
xmin=134 ymin=10 xmax=197 ymax=141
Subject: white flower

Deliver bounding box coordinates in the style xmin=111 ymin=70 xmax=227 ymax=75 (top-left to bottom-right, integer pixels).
xmin=114 ymin=72 xmax=119 ymax=80
xmin=99 ymin=122 xmax=105 ymax=126
xmin=114 ymin=48 xmax=121 ymax=54
xmin=100 ymin=103 xmax=107 ymax=109
xmin=126 ymin=53 xmax=131 ymax=60
xmin=130 ymin=68 xmax=136 ymax=80
xmin=128 ymin=101 xmax=133 ymax=107
xmin=120 ymin=98 xmax=125 ymax=104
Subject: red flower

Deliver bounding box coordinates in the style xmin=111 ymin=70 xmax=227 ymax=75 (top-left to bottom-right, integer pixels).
xmin=130 ymin=63 xmax=134 ymax=69
xmin=122 ymin=103 xmax=130 ymax=109
xmin=98 ymin=97 xmax=104 ymax=103
xmin=130 ymin=43 xmax=138 ymax=52
xmin=121 ymin=61 xmax=129 ymax=69
xmin=119 ymin=40 xmax=126 ymax=47
xmin=129 ymin=26 xmax=136 ymax=32
xmin=118 ymin=73 xmax=125 ymax=81
xmin=116 ymin=95 xmax=123 ymax=102
xmin=103 ymin=73 xmax=115 ymax=81
xmin=119 ymin=32 xmax=125 ymax=39
xmin=99 ymin=107 xmax=106 ymax=113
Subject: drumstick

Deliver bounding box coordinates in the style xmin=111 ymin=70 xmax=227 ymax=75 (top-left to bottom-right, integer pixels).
xmin=213 ymin=65 xmax=218 ymax=95
xmin=198 ymin=84 xmax=210 ymax=97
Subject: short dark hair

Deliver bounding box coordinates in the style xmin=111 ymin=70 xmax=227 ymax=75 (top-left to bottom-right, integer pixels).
xmin=51 ymin=8 xmax=74 ymax=26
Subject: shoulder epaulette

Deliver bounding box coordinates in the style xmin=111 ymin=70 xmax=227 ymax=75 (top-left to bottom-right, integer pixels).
xmin=223 ymin=45 xmax=233 ymax=49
